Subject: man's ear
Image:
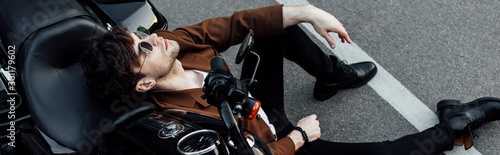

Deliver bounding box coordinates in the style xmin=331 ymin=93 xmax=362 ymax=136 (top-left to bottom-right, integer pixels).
xmin=135 ymin=78 xmax=157 ymax=92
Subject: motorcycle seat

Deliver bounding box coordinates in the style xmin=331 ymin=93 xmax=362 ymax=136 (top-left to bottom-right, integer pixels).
xmin=0 ymin=0 xmax=156 ymax=154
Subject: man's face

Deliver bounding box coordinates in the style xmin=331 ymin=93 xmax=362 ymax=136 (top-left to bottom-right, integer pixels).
xmin=131 ymin=32 xmax=180 ymax=79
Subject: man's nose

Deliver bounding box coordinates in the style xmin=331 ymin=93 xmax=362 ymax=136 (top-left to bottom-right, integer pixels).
xmin=144 ymin=33 xmax=159 ymax=46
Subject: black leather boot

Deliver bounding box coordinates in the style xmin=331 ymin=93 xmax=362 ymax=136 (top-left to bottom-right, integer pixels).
xmin=313 ymin=55 xmax=377 ymax=101
xmin=437 ymin=97 xmax=500 ymax=149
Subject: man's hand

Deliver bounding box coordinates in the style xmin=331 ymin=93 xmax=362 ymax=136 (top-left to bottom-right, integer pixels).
xmin=288 ymin=114 xmax=321 ymax=150
xmin=283 ymin=5 xmax=352 ymax=49
xmin=297 ymin=114 xmax=321 ymax=142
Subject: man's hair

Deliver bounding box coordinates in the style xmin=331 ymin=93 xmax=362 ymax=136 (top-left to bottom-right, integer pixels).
xmin=80 ymin=26 xmax=143 ymax=100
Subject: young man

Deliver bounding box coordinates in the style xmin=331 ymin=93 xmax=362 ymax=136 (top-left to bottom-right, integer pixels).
xmin=81 ymin=4 xmax=500 ymax=154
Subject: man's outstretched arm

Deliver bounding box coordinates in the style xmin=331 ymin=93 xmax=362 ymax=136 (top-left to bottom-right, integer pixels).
xmin=283 ymin=5 xmax=352 ymax=49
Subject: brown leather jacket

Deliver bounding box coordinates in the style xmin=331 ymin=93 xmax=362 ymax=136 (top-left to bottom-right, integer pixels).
xmin=150 ymin=5 xmax=295 ymax=155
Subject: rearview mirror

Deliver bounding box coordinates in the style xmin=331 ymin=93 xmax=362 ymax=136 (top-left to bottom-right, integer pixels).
xmin=235 ymin=30 xmax=254 ymax=64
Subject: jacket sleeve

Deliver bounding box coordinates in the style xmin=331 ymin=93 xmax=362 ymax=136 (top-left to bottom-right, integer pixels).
xmin=266 ymin=137 xmax=296 ymax=155
xmin=170 ymin=5 xmax=285 ymax=53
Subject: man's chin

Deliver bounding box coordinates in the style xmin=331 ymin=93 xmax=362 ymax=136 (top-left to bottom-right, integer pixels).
xmin=170 ymin=40 xmax=180 ymax=56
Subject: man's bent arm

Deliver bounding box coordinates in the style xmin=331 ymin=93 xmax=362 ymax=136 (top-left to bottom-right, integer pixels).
xmin=166 ymin=5 xmax=285 ymax=53
xmin=283 ymin=5 xmax=352 ymax=49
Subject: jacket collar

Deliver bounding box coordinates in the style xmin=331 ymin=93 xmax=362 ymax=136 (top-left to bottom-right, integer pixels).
xmin=152 ymin=88 xmax=210 ymax=108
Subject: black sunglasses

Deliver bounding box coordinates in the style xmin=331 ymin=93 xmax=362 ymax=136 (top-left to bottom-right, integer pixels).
xmin=135 ymin=26 xmax=153 ymax=77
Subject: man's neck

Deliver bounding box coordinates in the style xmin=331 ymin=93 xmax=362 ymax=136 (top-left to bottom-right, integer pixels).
xmin=152 ymin=61 xmax=204 ymax=92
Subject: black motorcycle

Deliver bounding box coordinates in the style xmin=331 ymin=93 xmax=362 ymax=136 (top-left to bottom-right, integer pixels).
xmin=0 ymin=0 xmax=270 ymax=154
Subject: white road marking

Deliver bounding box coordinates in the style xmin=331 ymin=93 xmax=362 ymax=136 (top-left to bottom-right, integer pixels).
xmin=276 ymin=0 xmax=482 ymax=154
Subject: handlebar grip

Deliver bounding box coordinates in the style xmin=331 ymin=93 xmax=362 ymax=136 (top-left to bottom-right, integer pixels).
xmin=210 ymin=56 xmax=226 ymax=74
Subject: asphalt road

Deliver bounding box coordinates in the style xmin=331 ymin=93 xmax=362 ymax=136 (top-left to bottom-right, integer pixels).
xmin=150 ymin=0 xmax=500 ymax=154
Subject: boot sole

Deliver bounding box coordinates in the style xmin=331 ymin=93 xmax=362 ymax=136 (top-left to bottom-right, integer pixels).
xmin=437 ymin=97 xmax=500 ymax=109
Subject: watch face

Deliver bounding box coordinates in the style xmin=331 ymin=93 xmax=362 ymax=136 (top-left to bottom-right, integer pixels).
xmin=158 ymin=123 xmax=184 ymax=139
xmin=177 ymin=130 xmax=220 ymax=155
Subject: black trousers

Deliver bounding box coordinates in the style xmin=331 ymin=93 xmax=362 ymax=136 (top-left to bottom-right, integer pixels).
xmin=241 ymin=25 xmax=455 ymax=155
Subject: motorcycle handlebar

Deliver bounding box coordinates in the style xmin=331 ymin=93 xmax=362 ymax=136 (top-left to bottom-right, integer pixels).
xmin=202 ymin=56 xmax=261 ymax=155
